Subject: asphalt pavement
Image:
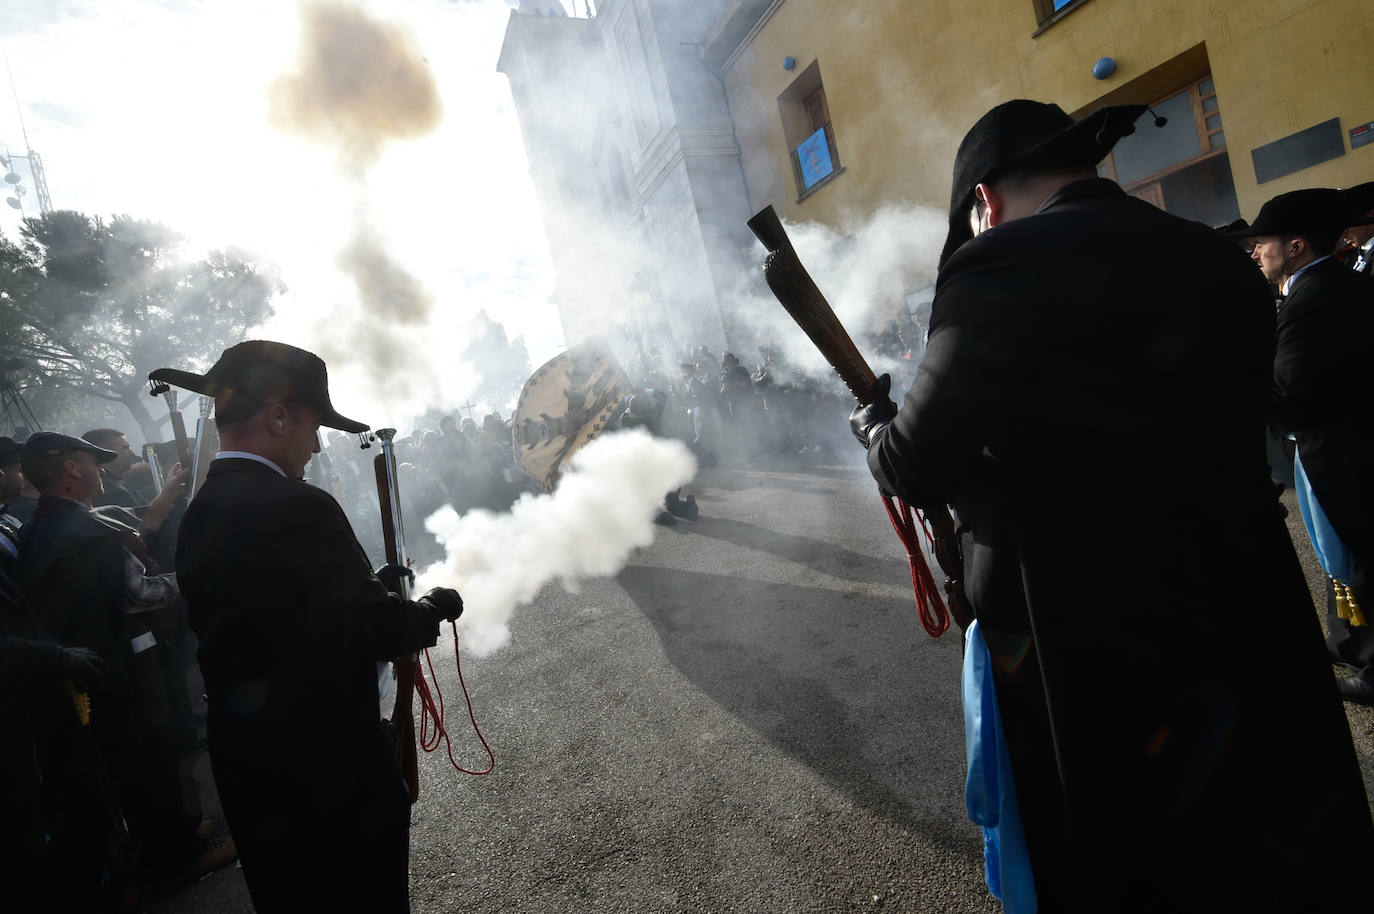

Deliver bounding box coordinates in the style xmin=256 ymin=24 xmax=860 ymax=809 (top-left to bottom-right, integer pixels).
xmin=156 ymin=450 xmax=1374 ymax=914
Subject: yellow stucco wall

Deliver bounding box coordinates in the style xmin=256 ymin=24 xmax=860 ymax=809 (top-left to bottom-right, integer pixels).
xmin=725 ymin=0 xmax=1374 ymax=228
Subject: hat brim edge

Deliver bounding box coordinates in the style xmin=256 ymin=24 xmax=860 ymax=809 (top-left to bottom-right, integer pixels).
xmin=151 ymin=368 xmax=368 ymax=433
xmin=148 ymin=368 xmax=216 ymax=396
xmin=321 ymin=410 xmax=369 ymax=434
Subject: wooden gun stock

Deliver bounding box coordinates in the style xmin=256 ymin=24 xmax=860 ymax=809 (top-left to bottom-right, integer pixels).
xmin=747 ymin=204 xmax=972 ymax=632
xmin=747 ymin=205 xmax=879 ymax=404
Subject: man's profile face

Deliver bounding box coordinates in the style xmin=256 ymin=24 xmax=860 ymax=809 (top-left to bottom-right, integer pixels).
xmin=282 ymin=406 xmax=323 ymax=479
xmin=1250 ymin=236 xmax=1288 ymax=284
xmin=1345 ymin=221 xmax=1374 ymax=249
xmin=107 ymin=434 xmax=136 ymax=476
xmin=67 ymin=452 xmax=105 ymax=504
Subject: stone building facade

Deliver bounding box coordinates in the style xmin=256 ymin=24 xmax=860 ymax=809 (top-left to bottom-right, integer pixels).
xmin=497 ymin=0 xmax=759 ymax=359
xmin=503 ymin=0 xmax=1374 ymax=351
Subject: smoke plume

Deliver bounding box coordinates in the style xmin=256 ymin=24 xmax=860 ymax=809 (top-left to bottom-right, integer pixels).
xmin=416 ymin=429 xmax=698 ymax=655
xmin=339 ymin=224 xmax=433 ymax=325
xmin=265 ymin=1 xmax=477 ymax=419
xmin=268 ymin=0 xmax=441 ymax=170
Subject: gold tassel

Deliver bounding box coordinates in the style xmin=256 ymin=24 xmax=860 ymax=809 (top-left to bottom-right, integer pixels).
xmin=1345 ymin=582 xmax=1367 ymax=628
xmin=1334 ymin=578 xmax=1351 ymax=621
xmin=66 ymin=683 xmax=91 ymax=726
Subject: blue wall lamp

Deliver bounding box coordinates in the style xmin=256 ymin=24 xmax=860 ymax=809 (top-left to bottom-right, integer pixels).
xmin=1092 ymin=57 xmax=1116 ymax=80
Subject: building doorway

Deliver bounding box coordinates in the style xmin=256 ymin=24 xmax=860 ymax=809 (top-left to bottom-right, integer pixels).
xmin=1098 ymin=75 xmax=1241 ymax=228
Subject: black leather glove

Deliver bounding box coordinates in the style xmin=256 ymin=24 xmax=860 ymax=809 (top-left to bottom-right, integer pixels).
xmin=375 ymin=563 xmax=415 ymax=593
xmin=419 ymin=587 xmax=464 ymax=623
xmin=849 ymin=374 xmax=898 ymax=449
xmin=60 ymin=647 xmax=105 ymax=691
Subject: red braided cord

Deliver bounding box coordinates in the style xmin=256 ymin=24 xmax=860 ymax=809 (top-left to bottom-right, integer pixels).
xmin=411 ymin=622 xmax=494 ymax=776
xmin=880 ymin=490 xmax=950 ymax=638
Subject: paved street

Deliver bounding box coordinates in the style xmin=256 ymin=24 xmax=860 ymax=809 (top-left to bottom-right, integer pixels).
xmin=160 ymin=451 xmax=1374 ymax=913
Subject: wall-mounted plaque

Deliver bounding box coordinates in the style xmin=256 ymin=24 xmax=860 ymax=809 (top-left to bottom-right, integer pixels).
xmin=1251 ymin=118 xmax=1345 ymax=184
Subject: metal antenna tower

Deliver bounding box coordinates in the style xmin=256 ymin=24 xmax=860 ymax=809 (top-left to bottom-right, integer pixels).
xmin=3 ymin=51 xmax=52 ymax=214
xmin=0 ymin=358 xmax=41 ymax=437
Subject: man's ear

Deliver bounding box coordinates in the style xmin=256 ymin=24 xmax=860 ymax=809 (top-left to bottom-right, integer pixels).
xmin=267 ymin=403 xmax=290 ymax=435
xmin=974 ymin=182 xmax=1006 ymax=231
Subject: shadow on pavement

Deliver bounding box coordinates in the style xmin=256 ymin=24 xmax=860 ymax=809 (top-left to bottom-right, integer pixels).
xmin=662 ymin=515 xmax=911 ymax=586
xmin=615 ymin=564 xmax=979 ymax=857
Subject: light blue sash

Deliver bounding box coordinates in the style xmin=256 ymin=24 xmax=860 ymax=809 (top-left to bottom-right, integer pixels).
xmin=963 ymin=620 xmax=1037 ymax=913
xmin=1294 ymin=449 xmax=1353 ymax=582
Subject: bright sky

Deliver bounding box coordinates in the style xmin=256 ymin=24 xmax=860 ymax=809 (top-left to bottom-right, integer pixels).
xmin=0 ymin=0 xmax=568 ymax=423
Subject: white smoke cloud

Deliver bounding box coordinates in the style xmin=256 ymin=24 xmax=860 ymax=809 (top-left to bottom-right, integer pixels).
xmin=416 ymin=429 xmax=697 ymax=655
xmin=719 ymin=203 xmax=949 ymax=391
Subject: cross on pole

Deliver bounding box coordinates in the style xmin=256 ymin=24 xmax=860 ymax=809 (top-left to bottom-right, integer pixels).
xmin=459 ymin=400 xmax=477 ymax=421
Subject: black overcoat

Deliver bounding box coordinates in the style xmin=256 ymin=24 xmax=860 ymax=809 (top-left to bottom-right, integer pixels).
xmin=1273 ymin=258 xmax=1374 ymax=596
xmin=868 ymin=179 xmax=1373 ymax=909
xmin=176 ymin=457 xmax=439 ymax=913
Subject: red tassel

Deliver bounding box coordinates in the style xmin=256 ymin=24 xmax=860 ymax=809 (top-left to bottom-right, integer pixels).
xmin=880 ymin=490 xmax=950 ymax=638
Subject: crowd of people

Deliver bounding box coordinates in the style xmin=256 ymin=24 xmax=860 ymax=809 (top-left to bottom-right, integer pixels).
xmin=1 ymin=429 xmax=234 ymax=911
xmin=614 ymin=342 xmax=859 ymax=466
xmin=1 ymin=343 xmax=469 ymax=911
xmin=311 ymin=412 xmax=533 ymax=569
xmin=312 ymin=342 xmax=863 ymax=558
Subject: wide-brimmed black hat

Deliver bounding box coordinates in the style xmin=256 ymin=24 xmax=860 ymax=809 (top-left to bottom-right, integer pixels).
xmin=149 ymin=340 xmax=368 ymax=433
xmin=940 ymin=99 xmax=1147 ymax=269
xmin=1341 ymin=181 xmax=1374 ymax=218
xmin=19 ymin=431 xmax=116 ymax=464
xmin=1241 ymin=188 xmax=1370 ymax=238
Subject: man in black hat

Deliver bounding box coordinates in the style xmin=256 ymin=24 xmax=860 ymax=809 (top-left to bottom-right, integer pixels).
xmin=851 ymin=100 xmax=1373 ymax=907
xmin=1340 ymin=181 xmax=1374 ymax=274
xmin=155 ymin=340 xmax=464 ymax=913
xmin=16 ymin=431 xmax=229 ymax=884
xmin=1249 ymin=188 xmax=1374 ymax=704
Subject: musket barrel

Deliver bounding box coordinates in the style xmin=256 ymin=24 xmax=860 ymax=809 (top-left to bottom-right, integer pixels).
xmin=373 ymin=428 xmax=410 ymax=599
xmin=143 ymin=444 xmax=164 ymax=496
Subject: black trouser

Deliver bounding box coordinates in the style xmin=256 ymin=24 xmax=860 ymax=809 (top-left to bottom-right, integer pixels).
xmin=214 ymin=760 xmax=412 ymax=914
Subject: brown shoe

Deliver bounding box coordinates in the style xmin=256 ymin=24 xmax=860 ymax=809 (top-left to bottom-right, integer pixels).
xmin=185 ymin=834 xmax=238 ymax=880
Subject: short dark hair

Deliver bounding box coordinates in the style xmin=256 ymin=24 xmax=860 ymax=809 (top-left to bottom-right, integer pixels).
xmin=1280 ymin=230 xmax=1343 ymax=259
xmin=82 ymin=428 xmax=126 ymax=450
xmin=214 ymin=393 xmax=266 ymax=431
xmin=215 ymin=395 xmax=311 ymax=433
xmin=993 ymin=161 xmax=1097 ymax=192
xmin=22 ymin=453 xmax=70 ymax=491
